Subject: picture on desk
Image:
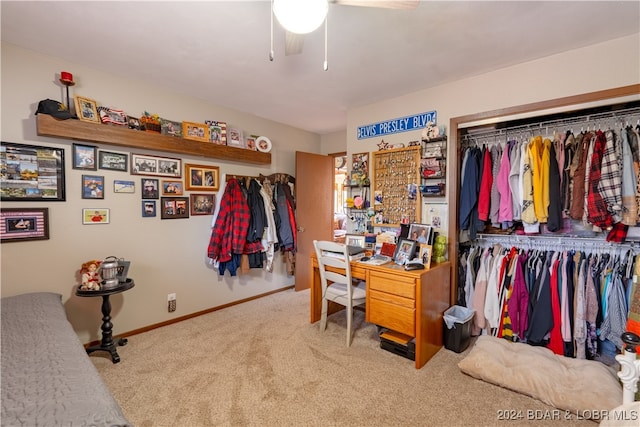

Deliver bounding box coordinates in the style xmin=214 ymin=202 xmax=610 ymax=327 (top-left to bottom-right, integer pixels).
xmin=419 ymin=244 xmax=432 ymax=269
xmin=393 ymin=238 xmax=417 ymax=265
xmin=408 ymin=223 xmax=433 ymax=245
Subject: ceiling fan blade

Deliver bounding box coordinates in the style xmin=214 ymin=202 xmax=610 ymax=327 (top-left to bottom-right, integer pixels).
xmin=332 ymin=0 xmax=419 ymax=9
xmin=285 ymin=31 xmax=304 ymax=56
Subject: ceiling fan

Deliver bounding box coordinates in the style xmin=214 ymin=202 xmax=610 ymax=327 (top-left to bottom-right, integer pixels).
xmin=270 ymin=0 xmax=419 ymax=70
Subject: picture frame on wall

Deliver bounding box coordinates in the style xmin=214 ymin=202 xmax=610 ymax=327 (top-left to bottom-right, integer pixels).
xmin=141 ymin=178 xmax=159 ymax=199
xmin=161 ymin=180 xmax=183 ymax=195
xmin=82 ymin=208 xmax=110 ymax=224
xmin=0 ymin=142 xmax=66 ymax=201
xmin=73 ymin=143 xmax=97 ymax=170
xmin=98 ymin=150 xmax=128 ymax=172
xmin=142 ymin=201 xmax=156 ymax=217
xmin=131 ymin=153 xmax=181 ymax=178
xmin=0 ymin=207 xmax=49 ymax=243
xmin=73 ymin=95 xmax=100 ymax=123
xmin=160 ymin=197 xmax=189 ymax=219
xmin=81 ymin=175 xmax=104 ymax=199
xmin=113 ymin=180 xmax=135 ymax=193
xmin=393 ymin=238 xmax=417 ymax=266
xmin=184 ymin=163 xmax=219 ymax=191
xmin=190 ymin=193 xmax=216 ymax=215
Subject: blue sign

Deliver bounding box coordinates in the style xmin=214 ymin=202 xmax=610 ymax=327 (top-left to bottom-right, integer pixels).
xmin=357 ymin=111 xmax=437 ymax=140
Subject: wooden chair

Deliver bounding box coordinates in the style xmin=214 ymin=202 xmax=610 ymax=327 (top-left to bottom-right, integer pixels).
xmin=313 ymin=240 xmax=366 ymax=346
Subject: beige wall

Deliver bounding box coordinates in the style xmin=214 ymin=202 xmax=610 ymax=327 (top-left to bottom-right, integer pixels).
xmin=320 ymin=130 xmax=347 ymax=155
xmin=347 ymin=33 xmax=640 ymax=222
xmin=1 ymin=43 xmax=321 ymax=343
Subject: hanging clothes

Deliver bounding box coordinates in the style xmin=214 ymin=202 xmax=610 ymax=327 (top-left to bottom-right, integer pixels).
xmin=207 ymin=178 xmax=251 ymax=276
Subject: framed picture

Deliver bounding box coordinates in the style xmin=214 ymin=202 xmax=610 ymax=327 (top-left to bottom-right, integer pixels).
xmin=81 ymin=175 xmax=104 ymax=199
xmin=160 ymin=197 xmax=189 ymax=219
xmin=190 ymin=193 xmax=216 ymax=215
xmin=352 ymin=152 xmax=369 ymax=175
xmin=393 ymin=238 xmax=417 ymax=265
xmin=184 ymin=163 xmax=220 ymax=191
xmin=408 ymin=223 xmax=432 ymax=245
xmin=82 ymin=208 xmax=110 ymax=224
xmin=73 ymin=143 xmax=97 ymax=170
xmin=245 ymin=135 xmax=257 ymax=151
xmin=161 ymin=180 xmax=184 ymax=195
xmin=345 ymin=234 xmax=365 ymax=248
xmin=114 ymin=180 xmax=135 ymax=193
xmin=227 ymin=127 xmax=245 ymax=148
xmin=419 ymin=244 xmax=432 ymax=269
xmin=1 ymin=208 xmax=49 ymax=243
xmin=1 ymin=142 xmax=65 ymax=201
xmin=182 ymin=121 xmax=210 ymax=142
xmin=142 ymin=200 xmax=156 ymax=217
xmin=131 ymin=153 xmax=181 ymax=177
xmin=127 ymin=115 xmax=141 ymax=130
xmin=98 ymin=150 xmax=128 ymax=172
xmin=161 ymin=119 xmax=183 ymax=137
xmin=97 ymin=106 xmax=127 ymax=126
xmin=73 ymin=95 xmax=100 ymax=123
xmin=205 ymin=120 xmax=227 ymax=145
xmin=141 ymin=178 xmax=159 ymax=199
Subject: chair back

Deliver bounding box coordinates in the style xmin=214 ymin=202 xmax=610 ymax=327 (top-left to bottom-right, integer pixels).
xmin=313 ymin=240 xmax=353 ymax=298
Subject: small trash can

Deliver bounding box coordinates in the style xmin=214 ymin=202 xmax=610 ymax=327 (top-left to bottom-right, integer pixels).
xmin=443 ymin=305 xmax=475 ymax=353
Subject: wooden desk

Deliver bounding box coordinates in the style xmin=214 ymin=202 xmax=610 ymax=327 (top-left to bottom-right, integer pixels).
xmin=310 ymin=258 xmax=450 ymax=369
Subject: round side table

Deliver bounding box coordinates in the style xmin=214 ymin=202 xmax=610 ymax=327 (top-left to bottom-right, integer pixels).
xmin=76 ymin=278 xmax=135 ymax=363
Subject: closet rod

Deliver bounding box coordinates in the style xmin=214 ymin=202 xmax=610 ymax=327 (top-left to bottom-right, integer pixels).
xmin=461 ymin=105 xmax=640 ymax=142
xmin=475 ymin=233 xmax=639 ymax=253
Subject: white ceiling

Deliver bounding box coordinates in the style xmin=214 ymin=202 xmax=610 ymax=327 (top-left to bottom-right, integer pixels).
xmin=2 ymin=1 xmax=639 ymax=135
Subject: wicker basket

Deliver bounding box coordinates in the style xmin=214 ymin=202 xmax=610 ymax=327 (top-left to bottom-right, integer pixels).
xmin=140 ymin=116 xmax=161 ymax=133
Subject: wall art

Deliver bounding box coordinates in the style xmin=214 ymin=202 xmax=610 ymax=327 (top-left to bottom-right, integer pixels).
xmin=0 ymin=207 xmax=49 ymax=243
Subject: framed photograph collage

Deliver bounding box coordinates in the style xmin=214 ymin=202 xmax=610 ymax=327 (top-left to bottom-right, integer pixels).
xmin=1 ymin=140 xmax=221 ymax=238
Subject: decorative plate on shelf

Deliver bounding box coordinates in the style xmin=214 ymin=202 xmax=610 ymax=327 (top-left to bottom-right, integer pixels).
xmin=256 ymin=136 xmax=272 ymax=153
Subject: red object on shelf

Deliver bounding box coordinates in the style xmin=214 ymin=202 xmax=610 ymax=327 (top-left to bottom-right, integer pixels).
xmin=60 ymin=71 xmax=74 ymax=84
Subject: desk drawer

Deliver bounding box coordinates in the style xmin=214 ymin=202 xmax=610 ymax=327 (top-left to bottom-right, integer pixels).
xmin=369 ymin=297 xmax=415 ymax=336
xmin=369 ymin=271 xmax=415 ymax=299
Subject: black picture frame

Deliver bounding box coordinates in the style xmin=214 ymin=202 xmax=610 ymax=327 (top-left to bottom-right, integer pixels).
xmin=160 ymin=197 xmax=189 ymax=219
xmin=141 ymin=178 xmax=159 ymax=199
xmin=98 ymin=150 xmax=128 ymax=172
xmin=393 ymin=238 xmax=417 ymax=266
xmin=81 ymin=174 xmax=105 ymax=199
xmin=1 ymin=142 xmax=66 ymax=201
xmin=72 ymin=143 xmax=97 ymax=170
xmin=0 ymin=207 xmax=50 ymax=243
xmin=142 ymin=200 xmax=156 ymax=217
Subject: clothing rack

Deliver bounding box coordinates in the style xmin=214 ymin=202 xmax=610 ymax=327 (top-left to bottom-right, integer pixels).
xmin=474 ymin=233 xmax=639 ymax=254
xmin=225 ymin=173 xmax=295 ymax=185
xmin=461 ymin=105 xmax=640 ymax=144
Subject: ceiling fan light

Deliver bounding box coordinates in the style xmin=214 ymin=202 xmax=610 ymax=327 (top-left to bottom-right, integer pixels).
xmin=273 ymin=0 xmax=328 ymax=34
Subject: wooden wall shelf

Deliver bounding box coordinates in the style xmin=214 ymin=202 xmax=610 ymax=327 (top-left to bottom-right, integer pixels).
xmin=36 ymin=114 xmax=271 ymax=165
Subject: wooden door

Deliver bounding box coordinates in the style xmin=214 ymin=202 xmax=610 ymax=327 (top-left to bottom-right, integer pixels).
xmin=294 ymin=151 xmax=334 ymax=291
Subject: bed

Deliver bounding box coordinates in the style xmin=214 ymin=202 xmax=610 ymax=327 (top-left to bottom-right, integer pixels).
xmin=1 ymin=292 xmax=131 ymax=426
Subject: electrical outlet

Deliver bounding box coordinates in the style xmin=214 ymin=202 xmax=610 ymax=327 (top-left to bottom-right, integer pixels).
xmin=168 ymin=293 xmax=176 ymax=313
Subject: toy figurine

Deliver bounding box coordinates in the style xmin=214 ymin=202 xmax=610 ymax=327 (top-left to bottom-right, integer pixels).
xmin=80 ymin=260 xmax=102 ymax=290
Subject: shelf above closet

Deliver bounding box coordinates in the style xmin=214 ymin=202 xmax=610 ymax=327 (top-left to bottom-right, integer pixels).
xmin=36 ymin=114 xmax=271 ymax=165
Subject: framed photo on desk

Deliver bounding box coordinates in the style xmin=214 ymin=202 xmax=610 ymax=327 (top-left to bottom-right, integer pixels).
xmin=393 ymin=238 xmax=416 ymax=265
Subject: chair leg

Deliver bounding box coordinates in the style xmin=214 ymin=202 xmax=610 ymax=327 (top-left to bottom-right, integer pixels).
xmin=320 ymin=298 xmax=328 ymax=332
xmin=346 ymin=305 xmax=353 ymax=347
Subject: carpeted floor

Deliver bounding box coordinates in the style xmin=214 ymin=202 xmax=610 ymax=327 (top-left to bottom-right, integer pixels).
xmin=91 ymin=288 xmax=598 ymax=426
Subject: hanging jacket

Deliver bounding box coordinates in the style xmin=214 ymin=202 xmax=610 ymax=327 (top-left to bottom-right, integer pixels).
xmin=207 ymin=179 xmax=250 ymax=273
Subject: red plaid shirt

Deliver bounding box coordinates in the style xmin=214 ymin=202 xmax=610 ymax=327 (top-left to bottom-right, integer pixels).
xmin=587 ymin=131 xmax=614 ymax=229
xmin=208 ymin=179 xmax=250 ymax=263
